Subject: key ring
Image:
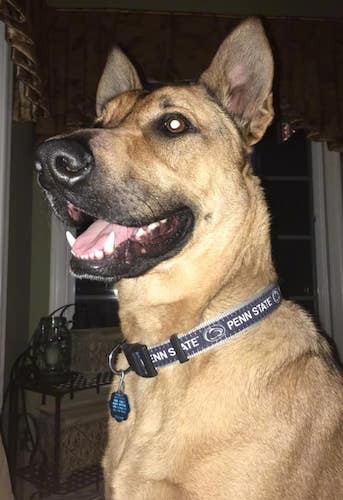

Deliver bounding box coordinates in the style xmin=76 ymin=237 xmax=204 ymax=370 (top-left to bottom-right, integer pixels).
xmin=118 ymin=370 xmax=125 ymax=392
xmin=108 ymin=342 xmax=131 ymax=376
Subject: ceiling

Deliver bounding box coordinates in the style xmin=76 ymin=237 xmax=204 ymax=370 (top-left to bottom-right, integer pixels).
xmin=47 ymin=1 xmax=343 ymax=18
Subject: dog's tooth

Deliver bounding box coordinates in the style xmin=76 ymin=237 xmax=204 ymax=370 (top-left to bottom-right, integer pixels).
xmin=89 ymin=252 xmax=95 ymax=260
xmin=135 ymin=227 xmax=145 ymax=239
xmin=66 ymin=231 xmax=76 ymax=248
xmin=148 ymin=222 xmax=160 ymax=231
xmin=104 ymin=231 xmax=115 ymax=255
xmin=95 ymin=249 xmax=104 ymax=260
xmin=160 ymin=219 xmax=167 ymax=224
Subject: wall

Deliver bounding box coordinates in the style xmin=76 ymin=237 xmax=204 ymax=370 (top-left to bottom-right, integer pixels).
xmin=28 ymin=175 xmax=51 ymax=335
xmin=4 ymin=123 xmax=35 ymax=387
xmin=4 ymin=118 xmax=52 ymax=393
xmin=48 ymin=0 xmax=343 ymax=17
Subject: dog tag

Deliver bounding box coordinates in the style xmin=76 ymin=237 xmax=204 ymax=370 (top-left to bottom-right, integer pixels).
xmin=109 ymin=370 xmax=130 ymax=422
xmin=109 ymin=391 xmax=130 ymax=422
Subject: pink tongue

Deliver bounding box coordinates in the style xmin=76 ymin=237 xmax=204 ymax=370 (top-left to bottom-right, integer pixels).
xmin=72 ymin=219 xmax=137 ymax=256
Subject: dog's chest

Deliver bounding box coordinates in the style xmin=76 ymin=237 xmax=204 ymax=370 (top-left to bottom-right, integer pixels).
xmin=106 ymin=373 xmax=191 ymax=487
xmin=106 ymin=362 xmax=239 ymax=482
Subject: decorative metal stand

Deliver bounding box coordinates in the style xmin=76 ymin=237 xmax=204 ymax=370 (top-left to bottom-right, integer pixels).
xmin=8 ymin=371 xmax=113 ymax=496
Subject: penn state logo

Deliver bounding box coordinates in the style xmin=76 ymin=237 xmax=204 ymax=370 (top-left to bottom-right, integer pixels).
xmin=272 ymin=288 xmax=281 ymax=304
xmin=203 ymin=324 xmax=226 ymax=343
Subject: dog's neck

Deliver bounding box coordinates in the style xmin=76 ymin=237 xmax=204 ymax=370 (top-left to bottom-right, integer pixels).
xmin=117 ymin=174 xmax=276 ymax=345
xmin=118 ymin=265 xmax=275 ymax=345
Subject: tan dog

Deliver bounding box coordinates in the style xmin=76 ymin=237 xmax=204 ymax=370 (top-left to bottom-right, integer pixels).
xmin=35 ymin=18 xmax=343 ymax=500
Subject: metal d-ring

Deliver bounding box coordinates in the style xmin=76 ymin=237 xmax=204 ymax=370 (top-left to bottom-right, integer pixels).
xmin=108 ymin=342 xmax=131 ymax=376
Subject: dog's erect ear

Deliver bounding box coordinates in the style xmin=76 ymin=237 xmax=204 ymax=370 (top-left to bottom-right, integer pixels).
xmin=199 ymin=18 xmax=274 ymax=144
xmin=96 ymin=47 xmax=142 ymax=116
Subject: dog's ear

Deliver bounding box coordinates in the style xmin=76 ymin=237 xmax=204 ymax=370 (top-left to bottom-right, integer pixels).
xmin=199 ymin=18 xmax=274 ymax=145
xmin=96 ymin=47 xmax=142 ymax=116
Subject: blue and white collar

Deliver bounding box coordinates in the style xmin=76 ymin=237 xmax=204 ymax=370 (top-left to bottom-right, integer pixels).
xmin=109 ymin=283 xmax=282 ymax=378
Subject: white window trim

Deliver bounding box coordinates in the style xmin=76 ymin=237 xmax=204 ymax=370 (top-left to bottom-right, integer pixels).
xmin=0 ymin=22 xmax=12 ymax=404
xmin=312 ymin=142 xmax=343 ymax=357
xmin=49 ymin=214 xmax=75 ymax=320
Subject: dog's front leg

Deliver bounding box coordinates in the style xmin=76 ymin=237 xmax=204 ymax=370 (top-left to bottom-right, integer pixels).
xmin=106 ymin=479 xmax=193 ymax=500
xmin=137 ymin=480 xmax=192 ymax=500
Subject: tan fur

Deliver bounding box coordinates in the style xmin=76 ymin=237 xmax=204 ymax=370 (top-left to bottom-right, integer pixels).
xmin=75 ymin=18 xmax=343 ymax=499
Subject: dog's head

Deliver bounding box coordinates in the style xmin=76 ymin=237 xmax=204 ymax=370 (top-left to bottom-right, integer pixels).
xmin=35 ymin=18 xmax=274 ymax=285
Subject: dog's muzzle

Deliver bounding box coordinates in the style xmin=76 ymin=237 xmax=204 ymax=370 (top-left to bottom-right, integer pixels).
xmin=34 ymin=136 xmax=195 ymax=282
xmin=35 ymin=138 xmax=94 ymax=187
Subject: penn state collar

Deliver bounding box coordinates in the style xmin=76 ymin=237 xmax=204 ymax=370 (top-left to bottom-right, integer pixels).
xmin=109 ymin=283 xmax=282 ymax=379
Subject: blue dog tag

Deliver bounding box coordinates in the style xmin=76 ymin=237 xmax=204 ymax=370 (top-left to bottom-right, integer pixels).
xmin=109 ymin=390 xmax=130 ymax=422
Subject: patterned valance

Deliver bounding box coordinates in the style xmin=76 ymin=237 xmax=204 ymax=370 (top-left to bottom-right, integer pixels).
xmin=0 ymin=0 xmax=48 ymax=120
xmin=1 ymin=2 xmax=343 ymax=151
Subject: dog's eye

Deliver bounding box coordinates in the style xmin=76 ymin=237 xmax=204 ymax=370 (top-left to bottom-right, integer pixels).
xmin=162 ymin=115 xmax=190 ymax=135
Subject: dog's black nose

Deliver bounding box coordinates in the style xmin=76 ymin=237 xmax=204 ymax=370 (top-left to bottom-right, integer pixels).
xmin=35 ymin=138 xmax=94 ymax=186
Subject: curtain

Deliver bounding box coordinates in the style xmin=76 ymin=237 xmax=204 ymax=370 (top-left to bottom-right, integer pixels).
xmin=1 ymin=2 xmax=343 ymax=151
xmin=0 ymin=0 xmax=48 ymax=120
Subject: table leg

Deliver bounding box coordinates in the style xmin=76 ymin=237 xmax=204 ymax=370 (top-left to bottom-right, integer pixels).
xmin=53 ymin=397 xmax=61 ymax=492
xmin=7 ymin=382 xmax=19 ymax=494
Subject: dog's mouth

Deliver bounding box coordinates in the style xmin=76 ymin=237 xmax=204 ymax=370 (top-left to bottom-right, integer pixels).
xmin=63 ymin=201 xmax=194 ymax=282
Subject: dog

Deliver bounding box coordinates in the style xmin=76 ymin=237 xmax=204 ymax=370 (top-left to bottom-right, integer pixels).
xmin=35 ymin=17 xmax=343 ymax=500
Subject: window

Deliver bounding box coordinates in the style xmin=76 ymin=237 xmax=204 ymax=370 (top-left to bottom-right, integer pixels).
xmin=253 ymin=124 xmax=316 ymax=316
xmin=74 ymin=279 xmax=119 ymax=329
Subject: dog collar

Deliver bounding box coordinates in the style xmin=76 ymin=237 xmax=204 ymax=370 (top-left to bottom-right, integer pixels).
xmin=109 ymin=283 xmax=281 ymax=379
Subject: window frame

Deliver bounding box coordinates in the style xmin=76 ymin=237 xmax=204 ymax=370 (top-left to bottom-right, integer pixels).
xmin=311 ymin=142 xmax=343 ymax=356
xmin=0 ymin=22 xmax=12 ymax=403
xmin=49 ymin=215 xmax=75 ymax=321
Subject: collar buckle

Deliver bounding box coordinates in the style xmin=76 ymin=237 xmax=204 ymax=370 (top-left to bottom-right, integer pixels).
xmin=123 ymin=343 xmax=158 ymax=378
